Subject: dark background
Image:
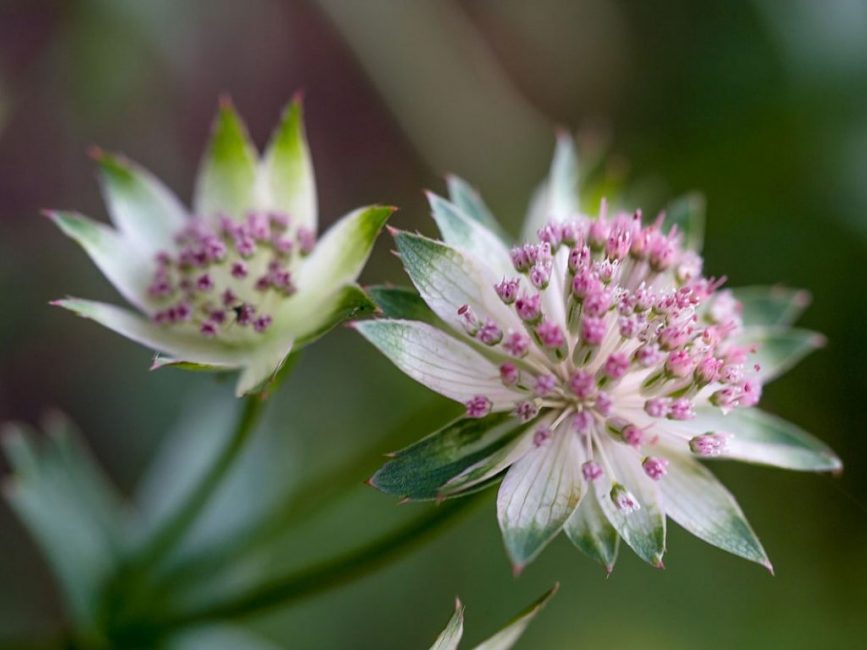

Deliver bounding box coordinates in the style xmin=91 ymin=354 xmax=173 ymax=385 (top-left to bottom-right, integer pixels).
xmin=1 ymin=1 xmax=865 ymax=647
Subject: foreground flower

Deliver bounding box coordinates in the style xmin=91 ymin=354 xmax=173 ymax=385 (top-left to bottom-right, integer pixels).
xmin=430 ymin=585 xmax=556 ymax=650
xmin=50 ymin=97 xmax=392 ymax=395
xmin=356 ymin=136 xmax=841 ymax=573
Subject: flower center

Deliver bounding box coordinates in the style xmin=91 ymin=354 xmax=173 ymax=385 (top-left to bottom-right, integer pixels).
xmin=147 ymin=211 xmax=315 ymax=342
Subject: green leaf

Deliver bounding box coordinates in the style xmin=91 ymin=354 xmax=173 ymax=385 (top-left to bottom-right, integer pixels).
xmin=354 ymin=319 xmax=521 ymax=407
xmin=259 ymin=97 xmax=317 ymax=231
xmin=658 ymin=452 xmax=771 ymax=570
xmin=737 ymin=326 xmax=824 ymax=383
xmin=564 ymin=486 xmax=620 ymax=574
xmin=93 ymin=149 xmax=188 ymax=253
xmin=1 ymin=416 xmax=125 ymax=634
xmin=193 ymin=99 xmax=258 ymax=219
xmin=446 ymin=174 xmax=510 ymax=243
xmin=521 ymin=132 xmax=578 ymax=241
xmin=497 ymin=426 xmax=584 ymax=570
xmin=427 ymin=191 xmax=514 ymax=279
xmin=595 ymin=442 xmax=666 ymax=567
xmin=471 ymin=584 xmax=558 ymax=650
xmin=48 ymin=210 xmax=152 ymax=310
xmin=730 ymin=286 xmax=811 ymax=327
xmin=430 ymin=599 xmax=465 ymax=650
xmin=370 ymin=413 xmax=528 ymax=501
xmin=295 ymin=205 xmax=394 ymax=293
xmin=663 ymin=192 xmax=705 ymax=251
xmin=366 ymin=285 xmax=439 ymax=324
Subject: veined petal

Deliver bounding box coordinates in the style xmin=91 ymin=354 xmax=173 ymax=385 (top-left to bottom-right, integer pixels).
xmin=367 ymin=285 xmax=440 ymax=325
xmin=370 ymin=413 xmax=530 ymax=501
xmin=658 ymin=451 xmax=771 ymax=569
xmin=193 ymin=99 xmax=258 ymax=220
xmin=663 ymin=192 xmax=705 ymax=252
xmin=48 ymin=211 xmax=152 ymax=311
xmin=427 ymin=191 xmax=514 ymax=279
xmin=471 ymin=584 xmax=558 ymax=650
xmin=275 ymin=284 xmax=375 ymax=346
xmin=564 ymin=484 xmax=620 ymax=574
xmin=392 ymin=231 xmax=524 ymax=339
xmin=446 ymin=174 xmax=511 ymax=243
xmin=595 ymin=442 xmax=666 ymax=567
xmin=521 ymin=132 xmax=578 ymax=241
xmin=497 ymin=424 xmax=584 ymax=570
xmin=259 ymin=97 xmax=317 ymax=231
xmin=731 ymin=286 xmax=811 ymax=327
xmin=430 ymin=599 xmax=464 ymax=650
xmin=353 ymin=319 xmax=522 ymax=408
xmin=737 ymin=326 xmax=825 ymax=383
xmin=92 ymin=150 xmax=188 ymax=253
xmin=295 ymin=205 xmax=394 ymax=293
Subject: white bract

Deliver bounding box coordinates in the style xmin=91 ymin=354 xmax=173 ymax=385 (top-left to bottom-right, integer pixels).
xmin=358 ymin=135 xmax=841 ymax=573
xmin=51 ymin=98 xmax=391 ymax=395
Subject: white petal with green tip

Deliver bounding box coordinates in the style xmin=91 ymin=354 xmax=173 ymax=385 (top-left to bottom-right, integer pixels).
xmin=521 ymin=132 xmax=579 ymax=241
xmin=259 ymin=98 xmax=317 ymax=230
xmin=354 ymin=319 xmax=522 ymax=408
xmin=731 ymin=286 xmax=811 ymax=327
xmin=663 ymin=192 xmax=705 ymax=251
xmin=276 ymin=284 xmax=375 ymax=345
xmin=564 ymin=483 xmax=620 ymax=574
xmin=193 ymin=100 xmax=259 ymax=220
xmin=658 ymin=451 xmax=771 ymax=569
xmin=430 ymin=600 xmax=465 ymax=650
xmin=736 ymin=326 xmax=824 ymax=383
xmin=446 ymin=174 xmax=510 ymax=243
xmin=497 ymin=424 xmax=584 ymax=569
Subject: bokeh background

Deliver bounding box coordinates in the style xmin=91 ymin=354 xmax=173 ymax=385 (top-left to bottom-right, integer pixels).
xmin=1 ymin=1 xmax=866 ymax=648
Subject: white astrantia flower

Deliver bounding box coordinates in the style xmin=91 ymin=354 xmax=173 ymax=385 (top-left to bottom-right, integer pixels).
xmin=50 ymin=97 xmax=393 ymax=396
xmin=430 ymin=585 xmax=557 ymax=650
xmin=356 ymin=135 xmax=842 ymax=574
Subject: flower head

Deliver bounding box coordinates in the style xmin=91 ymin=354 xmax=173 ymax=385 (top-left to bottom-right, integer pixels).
xmin=50 ymin=97 xmax=392 ymax=395
xmin=358 ymin=135 xmax=840 ymax=573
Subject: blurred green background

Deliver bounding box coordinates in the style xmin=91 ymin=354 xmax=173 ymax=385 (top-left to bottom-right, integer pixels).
xmin=1 ymin=0 xmax=866 ymax=648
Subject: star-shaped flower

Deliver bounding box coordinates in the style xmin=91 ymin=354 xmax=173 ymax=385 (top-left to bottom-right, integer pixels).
xmin=50 ymin=97 xmax=392 ymax=395
xmin=356 ymin=135 xmax=841 ymax=573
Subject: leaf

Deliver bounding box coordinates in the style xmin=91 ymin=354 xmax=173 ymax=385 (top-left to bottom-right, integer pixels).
xmin=730 ymin=286 xmax=811 ymax=327
xmin=658 ymin=452 xmax=771 ymax=570
xmin=427 ymin=191 xmax=514 ymax=279
xmin=595 ymin=442 xmax=666 ymax=567
xmin=446 ymin=174 xmax=510 ymax=243
xmin=370 ymin=413 xmax=530 ymax=501
xmin=294 ymin=205 xmax=394 ymax=294
xmin=521 ymin=132 xmax=578 ymax=241
xmin=663 ymin=192 xmax=705 ymax=251
xmin=92 ymin=149 xmax=188 ymax=253
xmin=354 ymin=319 xmax=522 ymax=407
xmin=430 ymin=599 xmax=465 ymax=650
xmin=471 ymin=584 xmax=558 ymax=650
xmin=737 ymin=326 xmax=825 ymax=383
xmin=497 ymin=425 xmax=584 ymax=570
xmin=564 ymin=486 xmax=619 ymax=574
xmin=48 ymin=210 xmax=153 ymax=311
xmin=259 ymin=96 xmax=317 ymax=231
xmin=193 ymin=99 xmax=258 ymax=220
xmin=366 ymin=285 xmax=439 ymax=324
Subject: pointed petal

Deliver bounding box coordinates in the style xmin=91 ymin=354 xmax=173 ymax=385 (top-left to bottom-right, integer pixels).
xmin=737 ymin=327 xmax=824 ymax=383
xmin=151 ymin=356 xmax=234 ymax=373
xmin=392 ymin=231 xmax=523 ymax=338
xmin=427 ymin=191 xmax=514 ymax=279
xmin=659 ymin=452 xmax=771 ymax=569
xmin=259 ymin=97 xmax=317 ymax=231
xmin=295 ymin=205 xmax=393 ymax=293
xmin=446 ymin=174 xmax=511 ymax=243
xmin=564 ymin=485 xmax=620 ymax=574
xmin=521 ymin=132 xmax=578 ymax=241
xmin=193 ymin=99 xmax=258 ymax=220
xmin=663 ymin=192 xmax=705 ymax=251
xmin=731 ymin=286 xmax=811 ymax=327
xmin=277 ymin=284 xmax=375 ymax=346
xmin=93 ymin=150 xmax=188 ymax=253
xmin=367 ymin=285 xmax=439 ymax=325
xmin=53 ymin=298 xmax=243 ymax=367
xmin=497 ymin=425 xmax=584 ymax=569
xmin=48 ymin=211 xmax=152 ymax=310
xmin=370 ymin=413 xmax=531 ymax=501
xmin=354 ymin=319 xmax=522 ymax=408
xmin=430 ymin=599 xmax=464 ymax=650
xmin=471 ymin=584 xmax=558 ymax=650
xmin=234 ymin=336 xmax=294 ymax=396
xmin=595 ymin=443 xmax=666 ymax=567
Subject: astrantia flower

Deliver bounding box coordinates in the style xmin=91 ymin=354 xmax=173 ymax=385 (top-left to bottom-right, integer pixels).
xmin=356 ymin=136 xmax=841 ymax=573
xmin=50 ymin=97 xmax=392 ymax=395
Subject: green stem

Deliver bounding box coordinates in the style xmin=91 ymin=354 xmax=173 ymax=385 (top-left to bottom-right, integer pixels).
xmin=156 ymin=492 xmax=484 ymax=629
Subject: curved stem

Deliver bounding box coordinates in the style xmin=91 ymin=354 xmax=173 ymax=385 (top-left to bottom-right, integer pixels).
xmin=156 ymin=492 xmax=484 ymax=629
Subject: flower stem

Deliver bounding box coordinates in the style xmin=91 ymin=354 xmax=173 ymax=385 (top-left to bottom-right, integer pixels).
xmin=155 ymin=492 xmax=484 ymax=629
